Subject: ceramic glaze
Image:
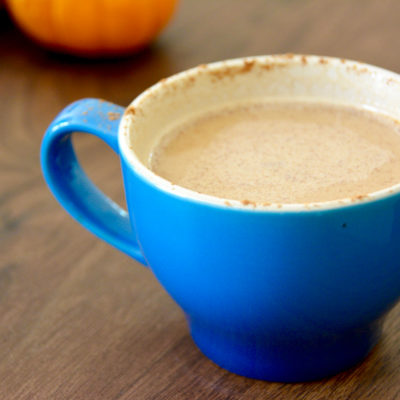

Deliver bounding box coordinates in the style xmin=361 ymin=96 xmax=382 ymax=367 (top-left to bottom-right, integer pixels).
xmin=41 ymin=55 xmax=400 ymax=381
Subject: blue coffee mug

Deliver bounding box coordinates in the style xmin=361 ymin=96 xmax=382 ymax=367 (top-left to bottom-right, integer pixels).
xmin=41 ymin=55 xmax=400 ymax=382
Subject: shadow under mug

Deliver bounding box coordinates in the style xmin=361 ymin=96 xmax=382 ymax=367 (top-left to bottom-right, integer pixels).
xmin=41 ymin=55 xmax=400 ymax=382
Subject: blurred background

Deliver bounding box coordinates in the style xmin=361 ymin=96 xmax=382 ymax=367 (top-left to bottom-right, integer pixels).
xmin=2 ymin=0 xmax=399 ymax=109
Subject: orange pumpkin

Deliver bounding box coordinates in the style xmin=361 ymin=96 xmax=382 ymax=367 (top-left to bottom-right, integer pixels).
xmin=5 ymin=0 xmax=178 ymax=56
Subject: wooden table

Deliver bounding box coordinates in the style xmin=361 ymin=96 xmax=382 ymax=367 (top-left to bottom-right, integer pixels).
xmin=2 ymin=1 xmax=400 ymax=398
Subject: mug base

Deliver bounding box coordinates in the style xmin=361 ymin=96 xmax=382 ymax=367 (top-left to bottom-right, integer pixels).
xmin=189 ymin=320 xmax=381 ymax=382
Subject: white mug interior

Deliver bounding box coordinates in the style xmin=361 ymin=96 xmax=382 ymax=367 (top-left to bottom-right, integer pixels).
xmin=119 ymin=54 xmax=400 ymax=211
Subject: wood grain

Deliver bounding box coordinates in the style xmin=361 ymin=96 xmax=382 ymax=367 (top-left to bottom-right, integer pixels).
xmin=1 ymin=1 xmax=400 ymax=398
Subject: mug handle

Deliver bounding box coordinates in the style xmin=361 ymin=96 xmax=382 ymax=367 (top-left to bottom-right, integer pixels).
xmin=41 ymin=98 xmax=146 ymax=265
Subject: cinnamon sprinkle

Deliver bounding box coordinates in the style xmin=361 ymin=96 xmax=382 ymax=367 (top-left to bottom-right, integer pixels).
xmin=107 ymin=112 xmax=121 ymax=121
xmin=125 ymin=106 xmax=136 ymax=116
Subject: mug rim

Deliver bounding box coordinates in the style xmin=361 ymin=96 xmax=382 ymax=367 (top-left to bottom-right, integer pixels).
xmin=118 ymin=54 xmax=400 ymax=212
